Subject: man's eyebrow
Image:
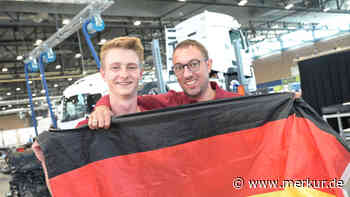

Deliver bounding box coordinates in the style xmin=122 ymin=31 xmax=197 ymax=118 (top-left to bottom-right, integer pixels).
xmin=127 ymin=62 xmax=139 ymax=66
xmin=174 ymin=59 xmax=199 ymax=65
xmin=110 ymin=62 xmax=139 ymax=66
xmin=110 ymin=62 xmax=121 ymax=66
xmin=189 ymin=58 xmax=200 ymax=62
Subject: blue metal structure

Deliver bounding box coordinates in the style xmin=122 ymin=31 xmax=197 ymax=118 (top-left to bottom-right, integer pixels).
xmin=23 ymin=0 xmax=113 ymax=135
xmin=38 ymin=53 xmax=58 ymax=129
xmin=24 ymin=63 xmax=39 ymax=136
xmin=82 ymin=14 xmax=106 ymax=69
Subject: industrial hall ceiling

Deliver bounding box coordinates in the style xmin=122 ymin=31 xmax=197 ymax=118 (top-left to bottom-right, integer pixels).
xmin=0 ymin=0 xmax=349 ymax=115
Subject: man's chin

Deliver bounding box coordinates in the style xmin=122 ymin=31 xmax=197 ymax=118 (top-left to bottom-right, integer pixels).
xmin=111 ymin=89 xmax=137 ymax=97
xmin=183 ymin=89 xmax=200 ymax=98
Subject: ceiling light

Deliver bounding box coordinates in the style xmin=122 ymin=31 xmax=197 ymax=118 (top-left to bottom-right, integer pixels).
xmin=35 ymin=102 xmax=38 ymax=105
xmin=133 ymin=20 xmax=141 ymax=26
xmin=27 ymin=105 xmax=31 ymax=108
xmin=54 ymin=84 xmax=59 ymax=88
xmin=8 ymin=105 xmax=12 ymax=108
xmin=323 ymin=7 xmax=330 ymax=12
xmin=68 ymin=78 xmax=73 ymax=81
xmin=56 ymin=64 xmax=62 ymax=69
xmin=75 ymin=53 xmax=81 ymax=58
xmin=34 ymin=39 xmax=43 ymax=46
xmin=16 ymin=56 xmax=23 ymax=61
xmin=62 ymin=18 xmax=71 ymax=25
xmin=32 ymin=93 xmax=36 ymax=97
xmin=6 ymin=92 xmax=11 ymax=96
xmin=238 ymin=0 xmax=248 ymax=6
xmin=16 ymin=88 xmax=21 ymax=91
xmin=285 ymin=3 xmax=294 ymax=9
xmin=177 ymin=0 xmax=186 ymax=2
xmin=1 ymin=107 xmax=5 ymax=110
xmin=28 ymin=80 xmax=32 ymax=84
xmin=2 ymin=68 xmax=8 ymax=72
xmin=41 ymin=89 xmax=46 ymax=94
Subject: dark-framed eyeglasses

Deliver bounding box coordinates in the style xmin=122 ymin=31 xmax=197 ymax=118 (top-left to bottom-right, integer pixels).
xmin=172 ymin=59 xmax=207 ymax=75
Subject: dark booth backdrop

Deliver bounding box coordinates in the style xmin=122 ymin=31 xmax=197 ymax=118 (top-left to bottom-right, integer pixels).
xmin=298 ymin=50 xmax=350 ymax=115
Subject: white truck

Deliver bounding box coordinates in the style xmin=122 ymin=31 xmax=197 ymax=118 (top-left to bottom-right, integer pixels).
xmin=165 ymin=11 xmax=256 ymax=93
xmin=57 ymin=73 xmax=108 ymax=129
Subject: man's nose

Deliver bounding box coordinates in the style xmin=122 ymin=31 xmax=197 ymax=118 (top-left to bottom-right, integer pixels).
xmin=183 ymin=65 xmax=193 ymax=78
xmin=119 ymin=67 xmax=129 ymax=78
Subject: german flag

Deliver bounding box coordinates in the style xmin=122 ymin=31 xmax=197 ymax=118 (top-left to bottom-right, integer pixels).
xmin=37 ymin=93 xmax=350 ymax=197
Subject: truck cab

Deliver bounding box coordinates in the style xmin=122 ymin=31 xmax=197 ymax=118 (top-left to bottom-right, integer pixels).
xmin=57 ymin=73 xmax=108 ymax=129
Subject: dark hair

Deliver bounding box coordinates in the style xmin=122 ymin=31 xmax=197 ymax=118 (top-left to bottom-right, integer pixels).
xmin=173 ymin=39 xmax=208 ymax=59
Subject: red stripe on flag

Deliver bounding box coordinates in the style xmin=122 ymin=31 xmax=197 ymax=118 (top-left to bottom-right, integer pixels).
xmin=49 ymin=115 xmax=350 ymax=197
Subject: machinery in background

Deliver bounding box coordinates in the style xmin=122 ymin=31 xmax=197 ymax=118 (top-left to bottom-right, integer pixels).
xmin=165 ymin=11 xmax=256 ymax=94
xmin=57 ymin=73 xmax=108 ymax=129
xmin=0 ymin=147 xmax=11 ymax=174
xmin=5 ymin=145 xmax=51 ymax=197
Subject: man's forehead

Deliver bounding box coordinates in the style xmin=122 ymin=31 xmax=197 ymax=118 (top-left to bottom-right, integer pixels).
xmin=173 ymin=46 xmax=204 ymax=62
xmin=105 ymin=60 xmax=140 ymax=67
xmin=108 ymin=61 xmax=139 ymax=65
xmin=105 ymin=49 xmax=140 ymax=64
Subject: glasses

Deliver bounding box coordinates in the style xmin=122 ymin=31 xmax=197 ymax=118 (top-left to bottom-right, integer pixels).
xmin=172 ymin=59 xmax=207 ymax=75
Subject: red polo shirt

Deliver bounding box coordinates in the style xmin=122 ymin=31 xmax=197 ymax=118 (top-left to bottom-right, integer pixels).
xmin=96 ymin=82 xmax=241 ymax=111
xmin=76 ymin=82 xmax=240 ymax=127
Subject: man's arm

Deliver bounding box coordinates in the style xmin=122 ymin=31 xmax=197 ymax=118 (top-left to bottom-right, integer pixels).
xmin=89 ymin=92 xmax=177 ymax=129
xmin=88 ymin=105 xmax=113 ymax=129
xmin=32 ymin=140 xmax=52 ymax=195
xmin=86 ymin=95 xmax=113 ymax=129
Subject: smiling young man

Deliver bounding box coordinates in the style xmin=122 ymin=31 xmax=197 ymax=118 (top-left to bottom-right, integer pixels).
xmin=32 ymin=36 xmax=146 ymax=193
xmin=173 ymin=41 xmax=216 ymax=101
xmin=80 ymin=36 xmax=145 ymax=128
xmin=89 ymin=39 xmax=241 ymax=129
xmin=102 ymin=39 xmax=143 ymax=114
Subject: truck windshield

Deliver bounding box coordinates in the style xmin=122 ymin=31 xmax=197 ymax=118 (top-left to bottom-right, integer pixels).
xmin=229 ymin=29 xmax=245 ymax=50
xmin=61 ymin=93 xmax=102 ymax=122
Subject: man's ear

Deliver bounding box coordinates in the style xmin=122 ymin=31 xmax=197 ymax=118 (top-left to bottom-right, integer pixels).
xmin=139 ymin=68 xmax=144 ymax=78
xmin=100 ymin=66 xmax=106 ymax=81
xmin=207 ymin=58 xmax=213 ymax=73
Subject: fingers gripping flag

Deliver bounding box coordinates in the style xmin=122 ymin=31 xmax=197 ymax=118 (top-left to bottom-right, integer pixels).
xmin=37 ymin=93 xmax=350 ymax=197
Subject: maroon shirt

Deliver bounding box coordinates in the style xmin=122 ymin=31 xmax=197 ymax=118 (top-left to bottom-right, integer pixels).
xmin=96 ymin=82 xmax=241 ymax=111
xmin=76 ymin=82 xmax=241 ymax=127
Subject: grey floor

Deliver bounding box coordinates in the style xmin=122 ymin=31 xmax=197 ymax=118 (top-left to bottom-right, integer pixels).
xmin=0 ymin=173 xmax=10 ymax=197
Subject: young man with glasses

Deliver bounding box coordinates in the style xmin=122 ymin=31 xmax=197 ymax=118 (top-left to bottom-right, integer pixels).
xmin=89 ymin=39 xmax=241 ymax=129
